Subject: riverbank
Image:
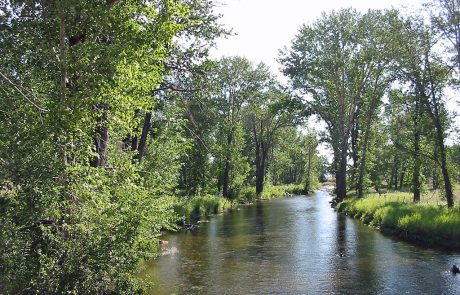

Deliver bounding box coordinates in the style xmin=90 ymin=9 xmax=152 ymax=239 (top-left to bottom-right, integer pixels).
xmin=170 ymin=184 xmax=305 ymax=224
xmin=337 ymin=193 xmax=460 ymax=250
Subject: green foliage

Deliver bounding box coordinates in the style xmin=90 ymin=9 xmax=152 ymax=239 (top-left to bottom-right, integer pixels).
xmin=1 ymin=163 xmax=180 ymax=294
xmin=139 ymin=104 xmax=190 ymax=196
xmin=338 ymin=193 xmax=460 ymax=249
xmin=280 ymin=8 xmax=396 ymax=200
xmin=0 ymin=0 xmax=225 ymax=293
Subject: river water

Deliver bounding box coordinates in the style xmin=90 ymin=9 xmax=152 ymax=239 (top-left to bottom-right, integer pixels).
xmin=144 ymin=190 xmax=460 ymax=294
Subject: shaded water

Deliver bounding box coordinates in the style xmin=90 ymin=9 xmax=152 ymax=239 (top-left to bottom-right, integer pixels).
xmin=144 ymin=191 xmax=460 ymax=294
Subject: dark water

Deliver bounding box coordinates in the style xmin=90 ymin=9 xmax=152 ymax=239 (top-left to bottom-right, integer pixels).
xmin=144 ymin=191 xmax=460 ymax=294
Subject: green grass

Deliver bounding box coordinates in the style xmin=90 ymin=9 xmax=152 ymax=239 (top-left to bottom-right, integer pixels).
xmin=337 ymin=192 xmax=460 ymax=250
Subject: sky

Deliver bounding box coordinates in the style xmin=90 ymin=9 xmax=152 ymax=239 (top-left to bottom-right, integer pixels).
xmin=210 ymin=0 xmax=426 ymax=75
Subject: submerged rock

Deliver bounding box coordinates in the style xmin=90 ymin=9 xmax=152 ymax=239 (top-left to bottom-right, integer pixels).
xmin=159 ymin=240 xmax=169 ymax=247
xmin=452 ymin=265 xmax=460 ymax=274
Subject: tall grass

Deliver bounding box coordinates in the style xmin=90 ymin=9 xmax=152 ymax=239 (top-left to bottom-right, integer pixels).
xmin=337 ymin=193 xmax=460 ymax=249
xmin=170 ymin=195 xmax=235 ymax=222
xmin=237 ymin=184 xmax=305 ymax=202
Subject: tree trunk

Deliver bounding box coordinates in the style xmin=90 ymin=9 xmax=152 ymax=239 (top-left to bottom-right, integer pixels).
xmin=255 ymin=143 xmax=268 ymax=196
xmin=351 ymin=109 xmax=360 ymax=194
xmin=399 ymin=168 xmax=405 ymax=190
xmin=131 ymin=136 xmax=138 ymax=152
xmin=434 ymin=119 xmax=454 ymax=207
xmin=336 ymin=138 xmax=348 ymax=201
xmin=391 ymin=157 xmax=399 ymax=191
xmin=136 ymin=112 xmax=152 ymax=162
xmin=357 ymin=129 xmax=370 ymax=198
xmin=222 ymin=130 xmax=233 ymax=198
xmin=413 ymin=116 xmax=421 ymax=203
xmin=91 ymin=103 xmax=109 ymax=168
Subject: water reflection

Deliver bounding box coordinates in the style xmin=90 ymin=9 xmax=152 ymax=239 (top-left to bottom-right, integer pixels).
xmin=144 ymin=192 xmax=460 ymax=294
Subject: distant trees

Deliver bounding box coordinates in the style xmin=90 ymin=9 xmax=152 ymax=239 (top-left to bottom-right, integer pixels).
xmin=175 ymin=56 xmax=318 ymax=198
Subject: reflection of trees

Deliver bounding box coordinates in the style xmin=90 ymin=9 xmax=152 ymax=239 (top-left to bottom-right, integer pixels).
xmin=331 ymin=214 xmax=379 ymax=294
xmin=354 ymin=221 xmax=379 ymax=294
xmin=336 ymin=213 xmax=347 ymax=257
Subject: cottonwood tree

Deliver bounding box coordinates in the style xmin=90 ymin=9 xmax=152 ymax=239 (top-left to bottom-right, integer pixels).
xmin=426 ymin=0 xmax=460 ymax=75
xmin=204 ymin=57 xmax=269 ymax=198
xmin=280 ymin=9 xmax=394 ymax=201
xmin=391 ymin=16 xmax=455 ymax=207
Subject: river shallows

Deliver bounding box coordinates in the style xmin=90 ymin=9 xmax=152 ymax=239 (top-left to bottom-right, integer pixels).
xmin=144 ymin=191 xmax=460 ymax=294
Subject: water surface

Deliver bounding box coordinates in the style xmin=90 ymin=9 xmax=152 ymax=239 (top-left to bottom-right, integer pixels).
xmin=144 ymin=191 xmax=460 ymax=294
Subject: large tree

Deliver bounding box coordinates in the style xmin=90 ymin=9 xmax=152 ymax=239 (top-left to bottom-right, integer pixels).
xmin=426 ymin=0 xmax=460 ymax=75
xmin=280 ymin=9 xmax=394 ymax=202
xmin=243 ymin=84 xmax=297 ymax=195
xmin=391 ymin=17 xmax=455 ymax=207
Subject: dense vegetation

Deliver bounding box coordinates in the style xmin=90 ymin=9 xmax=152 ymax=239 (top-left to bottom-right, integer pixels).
xmin=1 ymin=0 xmax=459 ymax=294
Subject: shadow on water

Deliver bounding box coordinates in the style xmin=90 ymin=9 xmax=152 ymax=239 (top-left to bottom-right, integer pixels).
xmin=143 ymin=191 xmax=460 ymax=295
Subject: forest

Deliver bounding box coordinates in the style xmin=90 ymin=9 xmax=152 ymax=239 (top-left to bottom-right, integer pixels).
xmin=0 ymin=0 xmax=459 ymax=294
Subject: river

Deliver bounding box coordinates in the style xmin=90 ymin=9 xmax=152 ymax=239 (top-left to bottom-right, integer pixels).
xmin=144 ymin=190 xmax=460 ymax=294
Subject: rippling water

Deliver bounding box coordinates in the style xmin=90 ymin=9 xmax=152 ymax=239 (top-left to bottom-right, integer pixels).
xmin=143 ymin=191 xmax=460 ymax=294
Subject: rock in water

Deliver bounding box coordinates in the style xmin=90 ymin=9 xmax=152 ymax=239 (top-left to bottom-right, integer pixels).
xmin=451 ymin=265 xmax=460 ymax=274
xmin=159 ymin=240 xmax=169 ymax=247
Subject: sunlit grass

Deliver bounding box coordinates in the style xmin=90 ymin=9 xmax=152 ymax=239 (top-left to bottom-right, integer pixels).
xmin=337 ymin=192 xmax=460 ymax=248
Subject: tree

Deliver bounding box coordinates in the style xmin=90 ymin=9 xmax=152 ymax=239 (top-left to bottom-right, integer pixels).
xmin=280 ymin=9 xmax=394 ymax=202
xmin=426 ymin=0 xmax=460 ymax=75
xmin=244 ymin=84 xmax=297 ymax=195
xmin=301 ymin=130 xmax=320 ymax=193
xmin=391 ymin=16 xmax=455 ymax=207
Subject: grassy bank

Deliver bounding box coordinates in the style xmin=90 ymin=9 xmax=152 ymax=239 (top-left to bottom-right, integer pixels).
xmin=238 ymin=184 xmax=305 ymax=203
xmin=170 ymin=184 xmax=305 ymax=223
xmin=170 ymin=195 xmax=236 ymax=223
xmin=337 ymin=193 xmax=460 ymax=250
